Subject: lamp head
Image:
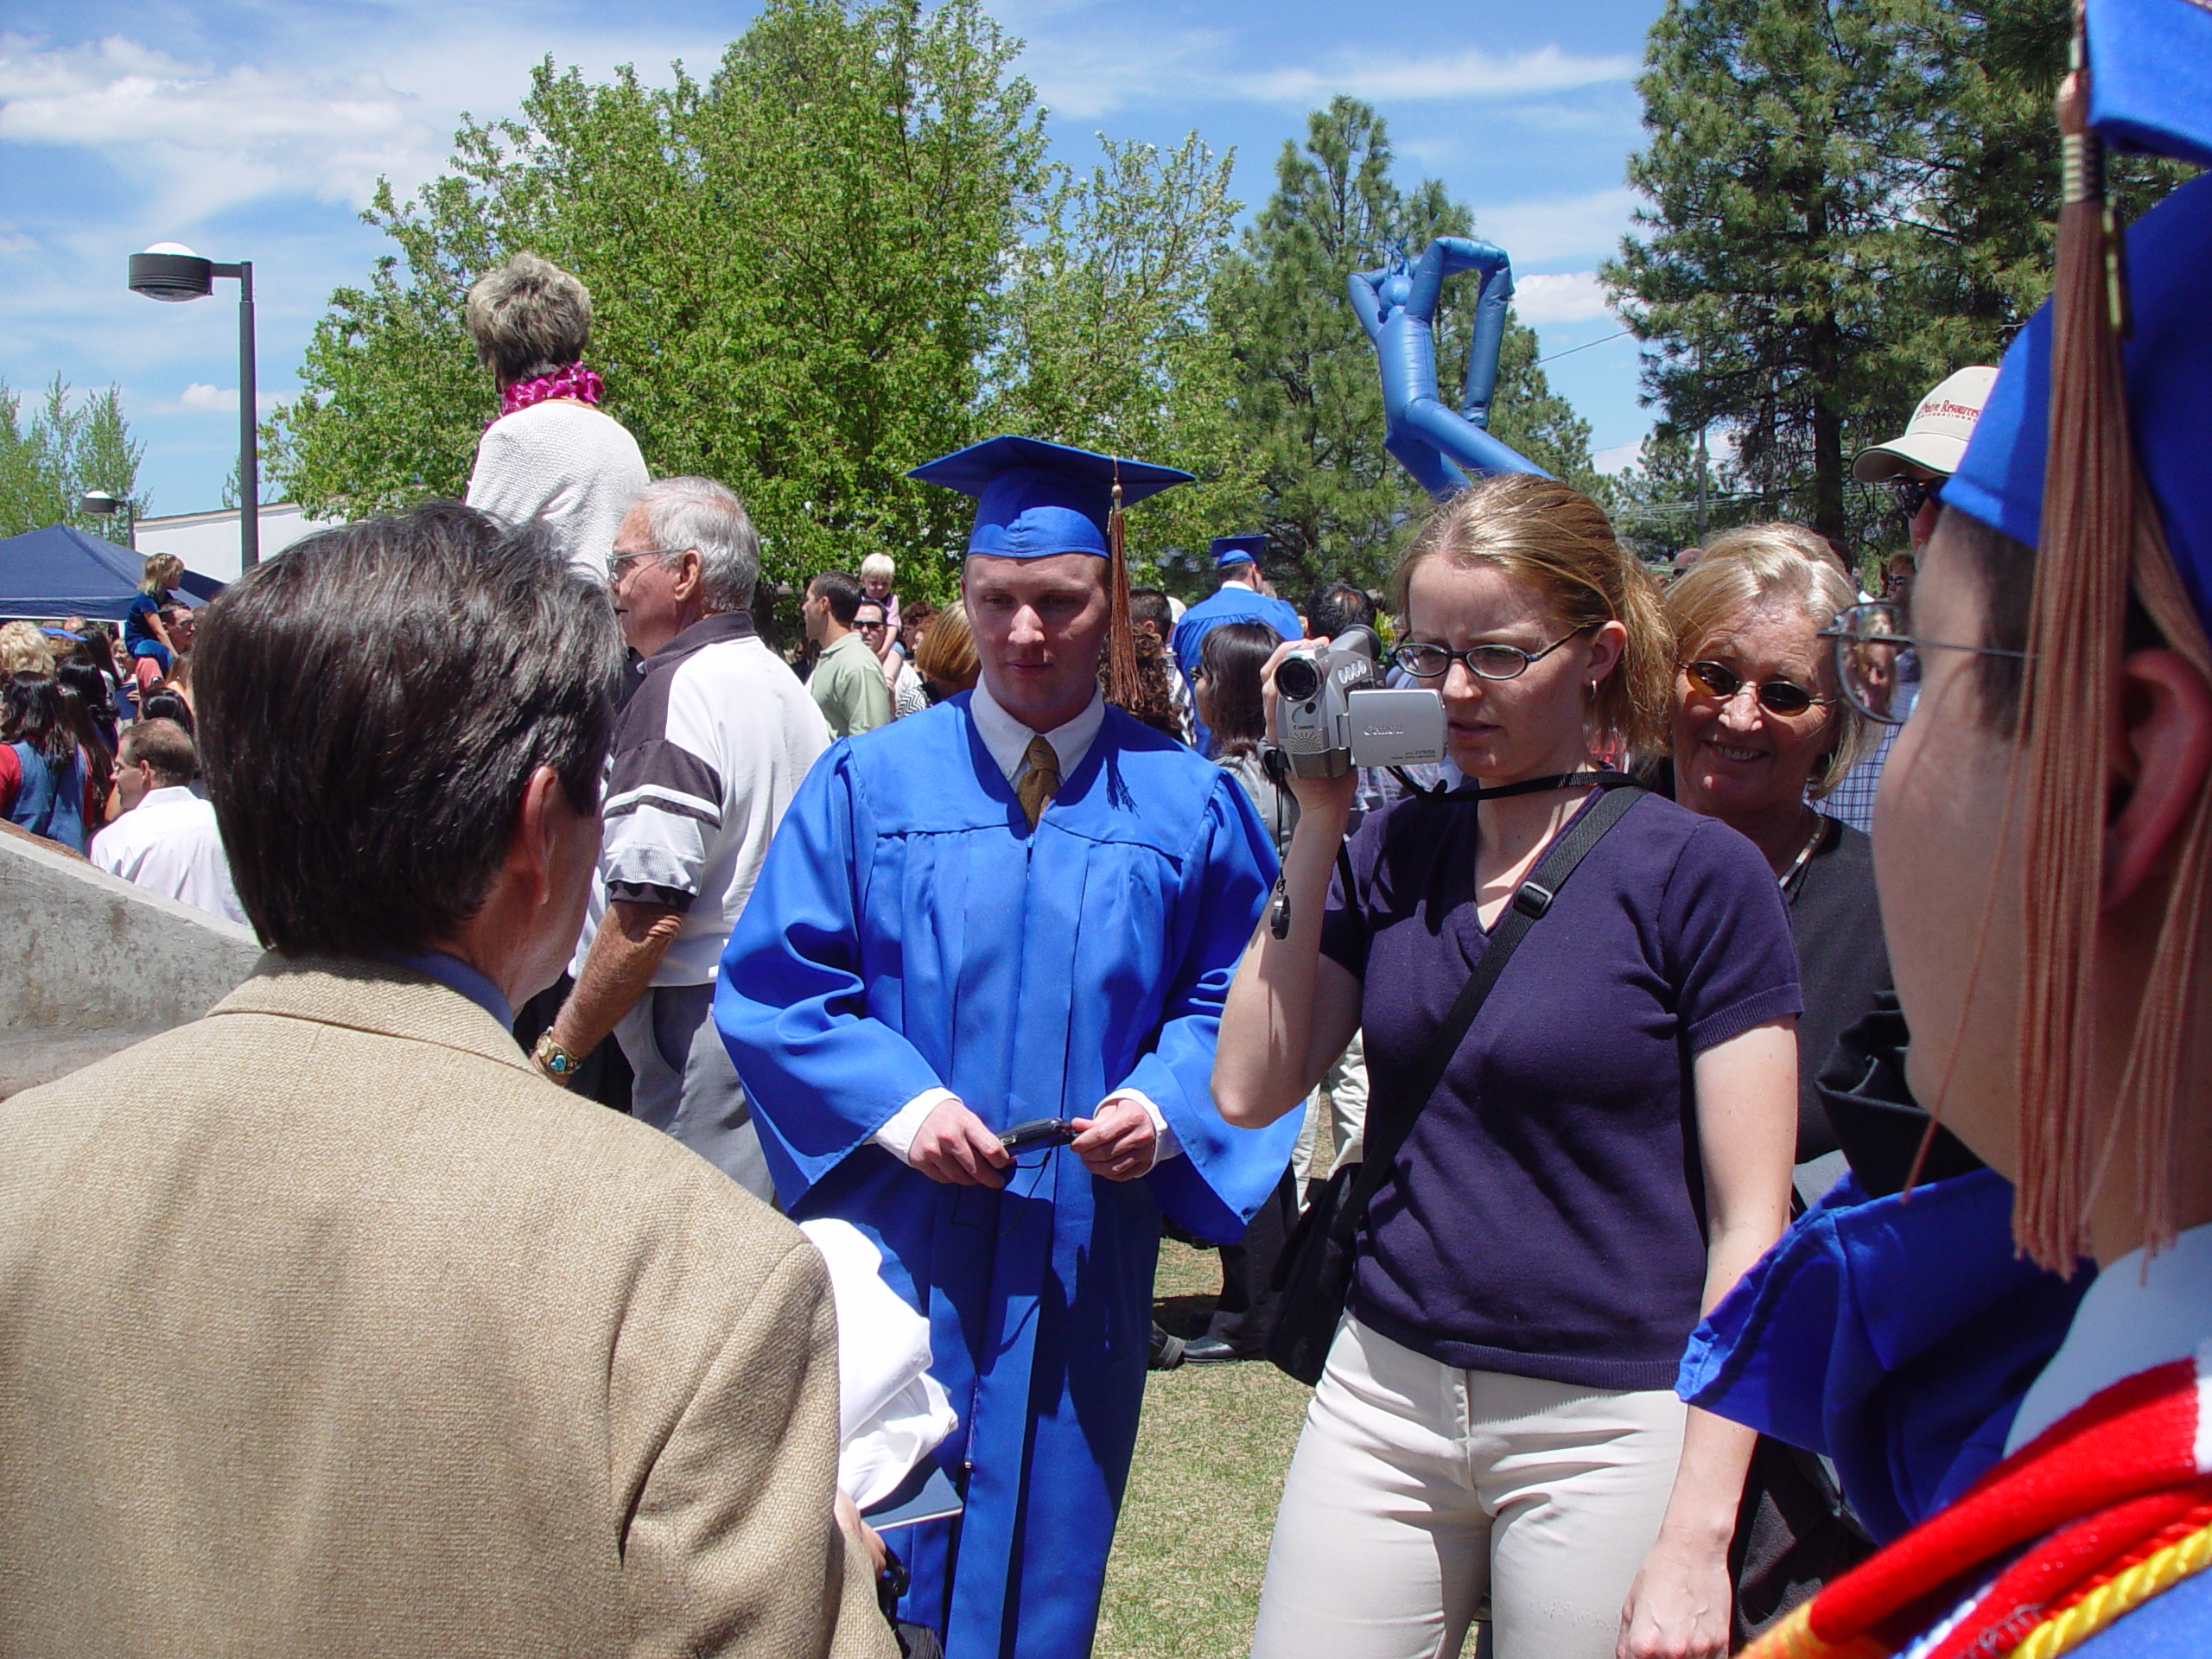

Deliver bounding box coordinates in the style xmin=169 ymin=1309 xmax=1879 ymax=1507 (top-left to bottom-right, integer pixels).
xmin=130 ymin=243 xmax=213 ymax=302
xmin=80 ymin=491 xmax=120 ymax=514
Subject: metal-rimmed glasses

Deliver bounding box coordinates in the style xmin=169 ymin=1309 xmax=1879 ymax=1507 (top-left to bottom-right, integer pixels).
xmin=1890 ymin=476 xmax=1943 ymax=518
xmin=1817 ymin=601 xmax=2031 ymax=725
xmin=1677 ymin=659 xmax=1834 ymax=717
xmin=1391 ymin=623 xmax=1594 ymax=683
xmin=605 ymin=546 xmax=691 ymax=583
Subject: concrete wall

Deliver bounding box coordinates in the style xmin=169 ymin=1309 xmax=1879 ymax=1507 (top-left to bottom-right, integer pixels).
xmin=0 ymin=821 xmax=261 ymax=1098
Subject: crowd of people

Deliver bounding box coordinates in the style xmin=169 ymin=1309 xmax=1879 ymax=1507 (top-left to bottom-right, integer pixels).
xmin=9 ymin=32 xmax=2212 ymax=1656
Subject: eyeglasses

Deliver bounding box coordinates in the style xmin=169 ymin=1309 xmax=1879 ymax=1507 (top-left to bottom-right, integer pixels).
xmin=856 ymin=619 xmax=887 ymax=632
xmin=1392 ymin=624 xmax=1593 ymax=683
xmin=1817 ymin=601 xmax=2031 ymax=725
xmin=1677 ymin=659 xmax=1834 ymax=717
xmin=605 ymin=546 xmax=691 ymax=582
xmin=1889 ymin=476 xmax=1942 ymax=518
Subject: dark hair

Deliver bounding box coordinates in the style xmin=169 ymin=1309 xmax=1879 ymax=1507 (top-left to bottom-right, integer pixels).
xmin=1198 ymin=621 xmax=1279 ymax=754
xmin=855 ymin=598 xmax=887 ymax=626
xmin=120 ymin=717 xmax=197 ymax=787
xmin=139 ymin=689 xmax=194 ymax=736
xmin=1128 ymin=586 xmax=1173 ymax=637
xmin=1306 ymin=581 xmax=1376 ymax=641
xmin=809 ymin=570 xmax=864 ymax=626
xmin=194 ymin=501 xmax=624 ymax=957
xmin=56 ymin=659 xmax=114 ymax=723
xmin=1107 ymin=629 xmax=1183 ymax=739
xmin=54 ymin=677 xmax=112 ymax=808
xmin=902 ymin=599 xmax=938 ymax=632
xmin=2 ymin=673 xmax=71 ymax=765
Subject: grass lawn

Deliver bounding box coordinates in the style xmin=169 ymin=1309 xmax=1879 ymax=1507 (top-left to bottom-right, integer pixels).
xmin=1095 ymin=1239 xmax=1313 ymax=1659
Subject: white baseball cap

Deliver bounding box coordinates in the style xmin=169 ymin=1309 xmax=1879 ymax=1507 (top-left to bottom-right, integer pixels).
xmin=1851 ymin=365 xmax=2000 ymax=482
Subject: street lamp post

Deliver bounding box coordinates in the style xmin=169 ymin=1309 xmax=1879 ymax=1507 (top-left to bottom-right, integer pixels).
xmin=129 ymin=243 xmax=258 ymax=569
xmin=80 ymin=490 xmax=135 ymax=549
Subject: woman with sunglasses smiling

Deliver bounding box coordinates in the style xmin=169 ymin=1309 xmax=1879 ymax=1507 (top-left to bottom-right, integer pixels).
xmin=1218 ymin=475 xmax=1801 ymax=1659
xmin=1662 ymin=524 xmax=1883 ymax=1176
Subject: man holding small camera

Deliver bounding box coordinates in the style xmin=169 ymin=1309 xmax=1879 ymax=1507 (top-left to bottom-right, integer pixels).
xmin=717 ymin=436 xmax=1300 ymax=1659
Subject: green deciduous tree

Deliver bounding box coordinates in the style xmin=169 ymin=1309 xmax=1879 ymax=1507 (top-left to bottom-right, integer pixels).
xmin=270 ymin=0 xmax=1044 ymax=598
xmin=0 ymin=377 xmax=146 ymax=539
xmin=984 ymin=131 xmax=1255 ymax=578
xmin=1217 ymin=97 xmax=1601 ymax=595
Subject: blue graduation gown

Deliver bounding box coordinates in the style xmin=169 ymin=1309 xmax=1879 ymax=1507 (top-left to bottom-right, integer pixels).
xmin=715 ymin=694 xmax=1297 ymax=1659
xmin=1168 ymin=587 xmax=1301 ymax=755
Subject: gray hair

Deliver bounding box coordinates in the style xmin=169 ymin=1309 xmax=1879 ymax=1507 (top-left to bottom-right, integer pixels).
xmin=860 ymin=552 xmax=896 ymax=583
xmin=632 ymin=477 xmax=761 ymax=614
xmin=464 ymin=251 xmax=593 ymax=386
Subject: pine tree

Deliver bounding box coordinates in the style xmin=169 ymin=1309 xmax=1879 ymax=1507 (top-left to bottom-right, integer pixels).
xmin=1605 ymin=0 xmax=2184 ymax=562
xmin=0 ymin=377 xmax=146 ymax=539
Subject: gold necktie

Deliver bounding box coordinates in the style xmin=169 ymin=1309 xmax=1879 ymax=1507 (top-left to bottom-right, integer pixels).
xmin=1016 ymin=734 xmax=1060 ymax=829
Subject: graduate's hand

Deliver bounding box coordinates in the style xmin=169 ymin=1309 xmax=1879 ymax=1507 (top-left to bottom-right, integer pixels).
xmin=1071 ymin=1096 xmax=1158 ymax=1181
xmin=1616 ymin=1529 xmax=1732 ymax=1659
xmin=909 ymin=1097 xmax=1010 ymax=1187
xmin=834 ymin=1489 xmax=889 ymax=1579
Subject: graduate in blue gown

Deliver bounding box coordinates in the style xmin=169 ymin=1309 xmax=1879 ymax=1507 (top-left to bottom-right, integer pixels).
xmin=1169 ymin=534 xmax=1301 ymax=755
xmin=717 ymin=435 xmax=1300 ymax=1659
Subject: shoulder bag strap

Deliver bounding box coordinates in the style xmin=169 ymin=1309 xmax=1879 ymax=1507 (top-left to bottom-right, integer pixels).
xmin=1327 ymin=782 xmax=1647 ymax=1243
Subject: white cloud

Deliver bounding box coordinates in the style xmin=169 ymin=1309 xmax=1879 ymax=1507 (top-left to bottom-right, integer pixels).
xmin=1594 ymin=440 xmax=1644 ymax=474
xmin=1511 ymin=270 xmax=1612 ymax=326
xmin=1233 ymin=45 xmax=1635 ymax=105
xmin=1019 ymin=28 xmax=1233 ymax=119
xmin=1472 ymin=188 xmax=1638 ymax=265
xmin=0 ymin=33 xmax=447 ymax=219
xmin=156 ymin=382 xmax=286 ymax=415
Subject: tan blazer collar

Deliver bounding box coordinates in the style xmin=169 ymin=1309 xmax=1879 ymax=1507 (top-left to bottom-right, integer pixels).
xmin=209 ymin=954 xmax=538 ymax=1076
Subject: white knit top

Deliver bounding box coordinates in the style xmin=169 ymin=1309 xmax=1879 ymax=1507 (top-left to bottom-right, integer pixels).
xmin=464 ymin=400 xmax=650 ymax=584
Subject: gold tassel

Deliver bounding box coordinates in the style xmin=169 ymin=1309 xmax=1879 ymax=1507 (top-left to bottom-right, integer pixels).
xmin=1105 ymin=472 xmax=1138 ymax=707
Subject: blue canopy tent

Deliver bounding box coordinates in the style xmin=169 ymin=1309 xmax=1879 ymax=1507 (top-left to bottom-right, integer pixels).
xmin=0 ymin=524 xmax=220 ymax=623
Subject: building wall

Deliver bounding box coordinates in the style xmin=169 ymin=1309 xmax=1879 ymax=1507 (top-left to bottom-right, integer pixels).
xmin=136 ymin=504 xmax=342 ymax=584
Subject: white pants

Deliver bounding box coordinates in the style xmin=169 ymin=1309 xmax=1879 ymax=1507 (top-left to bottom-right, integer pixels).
xmin=1251 ymin=1316 xmax=1687 ymax=1659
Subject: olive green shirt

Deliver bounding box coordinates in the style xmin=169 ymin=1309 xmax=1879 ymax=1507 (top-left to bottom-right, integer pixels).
xmin=809 ymin=631 xmax=894 ymax=739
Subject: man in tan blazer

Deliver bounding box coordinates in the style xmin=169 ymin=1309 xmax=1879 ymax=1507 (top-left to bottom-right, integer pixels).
xmin=0 ymin=503 xmax=893 ymax=1659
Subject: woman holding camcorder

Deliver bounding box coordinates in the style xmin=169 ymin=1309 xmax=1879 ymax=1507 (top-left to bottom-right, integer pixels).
xmin=1216 ymin=474 xmax=1799 ymax=1659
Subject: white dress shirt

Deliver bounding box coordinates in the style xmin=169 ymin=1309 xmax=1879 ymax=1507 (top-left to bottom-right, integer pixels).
xmin=870 ymin=681 xmax=1179 ymax=1166
xmin=89 ymin=785 xmax=248 ymax=926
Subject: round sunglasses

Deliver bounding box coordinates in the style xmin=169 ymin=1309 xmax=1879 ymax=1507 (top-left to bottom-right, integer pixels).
xmin=1677 ymin=659 xmax=1835 ymax=716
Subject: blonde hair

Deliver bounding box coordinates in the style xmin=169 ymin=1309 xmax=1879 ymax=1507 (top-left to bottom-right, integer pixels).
xmin=860 ymin=552 xmax=896 ymax=583
xmin=0 ymin=621 xmax=54 ymax=676
xmin=140 ymin=553 xmax=184 ymax=596
xmin=1393 ymin=474 xmax=1672 ymax=759
xmin=917 ymin=600 xmax=979 ymax=694
xmin=1663 ymin=523 xmax=1876 ymax=798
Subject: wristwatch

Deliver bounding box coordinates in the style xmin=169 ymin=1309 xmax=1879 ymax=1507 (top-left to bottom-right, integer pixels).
xmin=533 ymin=1031 xmax=584 ymax=1085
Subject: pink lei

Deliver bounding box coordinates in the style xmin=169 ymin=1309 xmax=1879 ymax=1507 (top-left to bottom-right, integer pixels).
xmin=494 ymin=362 xmax=605 ymax=423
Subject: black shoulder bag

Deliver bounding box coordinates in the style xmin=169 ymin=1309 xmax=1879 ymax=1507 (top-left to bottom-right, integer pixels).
xmin=1262 ymin=780 xmax=1647 ymax=1385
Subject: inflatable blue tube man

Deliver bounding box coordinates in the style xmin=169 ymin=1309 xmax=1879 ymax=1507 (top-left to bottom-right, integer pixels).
xmin=1350 ymin=235 xmax=1548 ymax=497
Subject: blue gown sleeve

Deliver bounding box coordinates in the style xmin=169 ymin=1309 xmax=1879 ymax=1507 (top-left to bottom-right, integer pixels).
xmin=715 ymin=746 xmax=945 ymax=1207
xmin=1122 ymin=771 xmax=1301 ymax=1243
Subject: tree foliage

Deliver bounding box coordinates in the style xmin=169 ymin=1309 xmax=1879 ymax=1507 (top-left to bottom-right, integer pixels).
xmin=270 ymin=0 xmax=1044 ymax=597
xmin=1216 ymin=98 xmax=1601 ymax=595
xmin=984 ymin=132 xmax=1255 ymax=581
xmin=0 ymin=377 xmax=145 ymax=539
xmin=1605 ymin=0 xmax=2187 ymax=559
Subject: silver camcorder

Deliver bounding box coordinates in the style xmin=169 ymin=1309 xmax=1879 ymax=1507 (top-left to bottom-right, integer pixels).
xmin=1266 ymin=626 xmax=1446 ymax=779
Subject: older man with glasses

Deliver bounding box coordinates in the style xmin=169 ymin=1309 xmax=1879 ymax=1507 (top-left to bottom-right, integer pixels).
xmin=533 ymin=476 xmax=831 ymax=1200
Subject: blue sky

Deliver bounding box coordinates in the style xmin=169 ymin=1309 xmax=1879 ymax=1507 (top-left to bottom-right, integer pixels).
xmin=0 ymin=0 xmax=1668 ymax=517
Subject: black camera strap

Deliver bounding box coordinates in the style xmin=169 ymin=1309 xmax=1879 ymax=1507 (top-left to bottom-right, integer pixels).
xmin=1389 ymin=766 xmax=1630 ymax=801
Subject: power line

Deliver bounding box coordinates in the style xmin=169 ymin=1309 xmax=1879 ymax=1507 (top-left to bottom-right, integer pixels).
xmin=1535 ymin=328 xmax=1633 ymax=366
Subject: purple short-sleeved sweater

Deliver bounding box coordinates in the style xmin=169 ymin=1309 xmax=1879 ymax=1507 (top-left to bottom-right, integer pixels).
xmin=1320 ymin=787 xmax=1802 ymax=1391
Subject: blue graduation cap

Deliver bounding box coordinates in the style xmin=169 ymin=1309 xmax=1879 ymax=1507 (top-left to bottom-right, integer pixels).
xmin=1210 ymin=534 xmax=1267 ymax=570
xmin=908 ymin=435 xmax=1192 ymax=561
xmin=2084 ymin=0 xmax=2212 ymax=171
